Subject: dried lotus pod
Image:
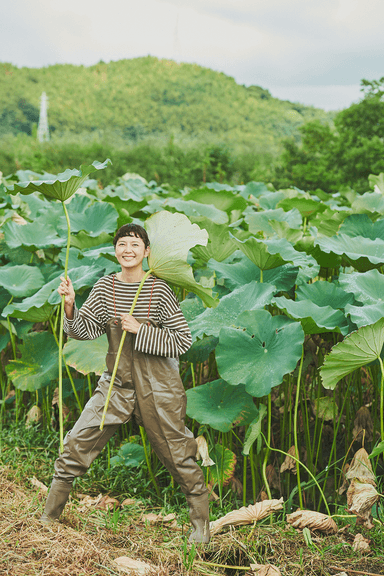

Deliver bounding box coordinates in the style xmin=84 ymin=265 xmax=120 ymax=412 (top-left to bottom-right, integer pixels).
xmin=347 ymin=479 xmax=379 ymax=529
xmin=345 ymin=448 xmax=376 ymax=485
xmin=280 ymin=446 xmax=297 ymax=474
xmin=250 ymin=563 xmax=282 ymax=576
xmin=209 ymin=497 xmax=284 ymax=535
xmin=352 ymin=406 xmax=373 ymax=443
xmin=195 ymin=435 xmax=215 ymax=466
xmin=286 ymin=510 xmax=338 ymax=534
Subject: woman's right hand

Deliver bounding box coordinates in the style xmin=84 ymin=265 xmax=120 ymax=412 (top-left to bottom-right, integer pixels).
xmin=58 ymin=276 xmax=75 ymax=318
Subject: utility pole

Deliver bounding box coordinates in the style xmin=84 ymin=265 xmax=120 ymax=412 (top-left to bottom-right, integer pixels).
xmin=37 ymin=92 xmax=50 ymax=142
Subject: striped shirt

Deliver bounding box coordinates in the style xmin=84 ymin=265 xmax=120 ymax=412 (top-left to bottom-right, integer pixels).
xmin=64 ymin=274 xmax=192 ymax=358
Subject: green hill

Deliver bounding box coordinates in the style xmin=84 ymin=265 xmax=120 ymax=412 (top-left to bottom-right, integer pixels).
xmin=0 ymin=57 xmax=330 ymax=155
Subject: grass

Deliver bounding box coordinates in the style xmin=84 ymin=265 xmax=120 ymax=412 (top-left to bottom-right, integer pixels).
xmin=1 ymin=419 xmax=384 ymax=575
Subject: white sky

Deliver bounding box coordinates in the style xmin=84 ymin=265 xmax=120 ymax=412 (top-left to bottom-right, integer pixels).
xmin=2 ymin=0 xmax=383 ymax=110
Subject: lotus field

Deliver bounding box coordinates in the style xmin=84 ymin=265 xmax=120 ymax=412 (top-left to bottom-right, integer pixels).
xmin=1 ymin=161 xmax=384 ymax=527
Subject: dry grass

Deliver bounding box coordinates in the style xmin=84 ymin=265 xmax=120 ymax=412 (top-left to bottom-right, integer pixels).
xmin=1 ymin=466 xmax=384 ymax=576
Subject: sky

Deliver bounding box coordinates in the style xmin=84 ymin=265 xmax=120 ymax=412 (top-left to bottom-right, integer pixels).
xmin=1 ymin=0 xmax=383 ymax=111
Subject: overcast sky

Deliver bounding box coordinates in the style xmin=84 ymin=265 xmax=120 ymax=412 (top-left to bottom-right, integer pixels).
xmin=2 ymin=0 xmax=383 ymax=111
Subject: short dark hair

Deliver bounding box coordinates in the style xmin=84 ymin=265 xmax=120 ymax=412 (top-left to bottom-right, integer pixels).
xmin=113 ymin=223 xmax=150 ymax=248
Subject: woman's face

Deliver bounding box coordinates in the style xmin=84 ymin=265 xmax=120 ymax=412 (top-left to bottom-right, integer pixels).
xmin=115 ymin=234 xmax=150 ymax=272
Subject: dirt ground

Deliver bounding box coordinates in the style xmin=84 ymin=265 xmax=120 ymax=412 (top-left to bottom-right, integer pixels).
xmin=1 ymin=467 xmax=384 ymax=576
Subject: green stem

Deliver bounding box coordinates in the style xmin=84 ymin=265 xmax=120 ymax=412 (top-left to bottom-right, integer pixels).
xmin=140 ymin=426 xmax=160 ymax=497
xmin=87 ymin=373 xmax=92 ymax=398
xmin=100 ymin=269 xmax=153 ymax=430
xmin=58 ymin=200 xmax=71 ymax=453
xmin=261 ymin=393 xmax=272 ymax=500
xmin=243 ymin=455 xmax=247 ymax=506
xmin=294 ymin=350 xmax=304 ymax=510
xmin=378 ymin=356 xmax=384 ymax=441
xmin=259 ymin=269 xmax=263 ymax=283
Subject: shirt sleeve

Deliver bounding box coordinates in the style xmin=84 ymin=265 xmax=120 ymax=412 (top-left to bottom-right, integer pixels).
xmin=64 ymin=283 xmax=107 ymax=341
xmin=134 ymin=284 xmax=192 ymax=357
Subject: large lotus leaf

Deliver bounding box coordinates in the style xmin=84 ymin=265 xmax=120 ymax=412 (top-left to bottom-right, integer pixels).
xmin=5 ymin=332 xmax=59 ymax=391
xmin=310 ymin=208 xmax=350 ymax=237
xmin=207 ymin=254 xmax=299 ymax=292
xmin=338 ymin=214 xmax=384 ymax=240
xmin=180 ymin=298 xmax=206 ymax=322
xmin=2 ymin=265 xmax=104 ymax=319
xmin=180 ymin=335 xmax=219 ymax=364
xmin=273 ymin=296 xmax=350 ymax=335
xmin=351 ymin=191 xmax=384 ymax=215
xmin=6 ymin=159 xmax=112 ymax=201
xmin=321 ymin=317 xmax=384 ymax=389
xmin=3 ymin=220 xmax=66 ymax=251
xmin=230 ymin=235 xmax=292 ymax=270
xmin=189 ymin=282 xmax=276 ymax=340
xmin=296 ymin=281 xmax=356 ymax=310
xmin=277 ymin=197 xmax=323 ymax=217
xmin=110 ymin=442 xmax=145 ymax=468
xmin=258 ymin=191 xmax=285 ymax=210
xmin=186 ymin=379 xmax=258 ymax=432
xmin=63 ymin=335 xmax=108 ymax=375
xmin=269 ymin=220 xmax=303 ymax=244
xmin=339 ymin=269 xmax=384 ymax=305
xmin=315 ymin=234 xmax=384 ymax=272
xmin=2 ymin=303 xmax=55 ymax=323
xmin=82 ymin=244 xmax=117 ymax=263
xmin=216 ymin=309 xmax=304 ymax=396
xmin=18 ymin=192 xmax=50 ymax=219
xmin=240 ymin=182 xmax=269 ymax=200
xmin=67 ymin=202 xmax=118 ymax=237
xmin=145 ymin=211 xmax=217 ymax=307
xmin=165 ymin=197 xmax=228 ymax=225
xmin=209 ymin=444 xmax=237 ymax=486
xmin=103 ymin=191 xmax=148 ymax=219
xmin=296 ymin=235 xmax=342 ymax=270
xmin=344 ymin=303 xmax=384 ymax=328
xmin=189 ymin=217 xmax=237 ymax=263
xmin=0 ymin=264 xmax=45 ymax=298
xmin=369 ymin=173 xmax=384 ymax=194
xmin=70 ymin=231 xmax=112 ymax=250
xmin=184 ymin=188 xmax=247 ymax=214
xmin=245 ymin=208 xmax=302 ymax=236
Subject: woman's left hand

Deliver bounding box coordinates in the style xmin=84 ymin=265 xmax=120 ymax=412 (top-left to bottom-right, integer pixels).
xmin=121 ymin=313 xmax=141 ymax=334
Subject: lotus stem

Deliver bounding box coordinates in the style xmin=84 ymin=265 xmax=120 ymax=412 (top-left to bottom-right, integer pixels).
xmin=261 ymin=393 xmax=272 ymax=500
xmin=58 ymin=200 xmax=71 ymax=453
xmin=378 ymin=356 xmax=384 ymax=441
xmin=293 ymin=350 xmax=304 ymax=510
xmin=99 ymin=269 xmax=153 ymax=430
xmin=140 ymin=425 xmax=160 ymax=497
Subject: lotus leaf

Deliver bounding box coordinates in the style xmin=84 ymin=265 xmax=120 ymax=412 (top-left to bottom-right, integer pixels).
xmin=180 ymin=335 xmax=219 ymax=364
xmin=338 ymin=269 xmax=384 ymax=304
xmin=0 ymin=333 xmax=10 ymax=353
xmin=310 ymin=208 xmax=350 ymax=237
xmin=5 ymin=332 xmax=59 ymax=391
xmin=313 ymin=396 xmax=338 ymax=420
xmin=184 ymin=188 xmax=247 ymax=214
xmin=110 ymin=442 xmax=145 ymax=468
xmin=277 ymin=197 xmax=323 ymax=217
xmin=296 ymin=281 xmax=355 ymax=309
xmin=240 ymin=182 xmax=269 ymax=199
xmin=296 ymin=235 xmax=342 ymax=270
xmin=369 ymin=173 xmax=384 ymax=194
xmin=207 ymin=254 xmax=299 ymax=292
xmin=63 ymin=335 xmax=108 ymax=375
xmin=0 ymin=264 xmax=45 ymax=298
xmin=6 ymin=159 xmax=112 ymax=201
xmin=70 ymin=231 xmax=113 ymax=250
xmin=189 ymin=217 xmax=237 ymax=262
xmin=230 ymin=235 xmax=292 ymax=270
xmin=145 ymin=211 xmax=217 ymax=307
xmin=165 ymin=197 xmax=228 ymax=224
xmin=245 ymin=208 xmax=302 ymax=236
xmin=258 ymin=191 xmax=285 ymax=210
xmin=351 ymin=191 xmax=384 ymax=215
xmin=180 ymin=298 xmax=205 ymax=322
xmin=321 ymin=317 xmax=384 ymax=389
xmin=186 ymin=379 xmax=258 ymax=432
xmin=242 ymin=404 xmax=267 ymax=455
xmin=339 ymin=214 xmax=384 ymax=240
xmin=188 ymin=282 xmax=276 ymax=340
xmin=315 ymin=234 xmax=384 ymax=272
xmin=345 ymin=303 xmax=384 ymax=328
xmin=269 ymin=220 xmax=303 ymax=243
xmin=67 ymin=201 xmax=118 ymax=237
xmin=216 ymin=309 xmax=304 ymax=396
xmin=209 ymin=444 xmax=237 ymax=486
xmin=3 ymin=220 xmax=66 ymax=251
xmin=273 ymin=296 xmax=350 ymax=335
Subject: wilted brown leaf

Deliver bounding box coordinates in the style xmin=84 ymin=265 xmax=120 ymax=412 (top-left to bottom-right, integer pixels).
xmin=353 ymin=407 xmax=373 ymax=443
xmin=77 ymin=493 xmax=103 ymax=512
xmin=352 ymin=533 xmax=370 ymax=553
xmin=26 ymin=405 xmax=42 ymax=427
xmin=113 ymin=556 xmax=156 ymax=574
xmin=210 ymin=498 xmax=284 ymax=535
xmin=338 ymin=463 xmax=350 ymax=496
xmin=230 ymin=476 xmax=243 ymax=495
xmin=286 ymin=510 xmax=338 ymax=534
xmin=121 ymin=498 xmax=142 ymax=507
xmin=266 ymin=464 xmax=280 ymax=490
xmin=95 ymin=495 xmax=120 ymax=511
xmin=250 ymin=563 xmax=281 ymax=575
xmin=280 ymin=446 xmax=297 ymax=474
xmin=195 ymin=435 xmax=215 ymax=466
xmin=345 ymin=447 xmax=376 ymax=485
xmin=347 ymin=479 xmax=379 ymax=529
xmin=29 ymin=477 xmax=48 ymax=494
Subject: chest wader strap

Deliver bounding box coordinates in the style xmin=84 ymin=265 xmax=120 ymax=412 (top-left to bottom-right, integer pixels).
xmin=112 ymin=275 xmax=156 ymax=325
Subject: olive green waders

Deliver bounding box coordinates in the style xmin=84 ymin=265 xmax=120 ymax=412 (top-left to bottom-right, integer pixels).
xmin=41 ymin=318 xmax=210 ymax=543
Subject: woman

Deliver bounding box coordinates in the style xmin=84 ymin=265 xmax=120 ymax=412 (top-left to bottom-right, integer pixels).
xmin=41 ymin=223 xmax=210 ymax=544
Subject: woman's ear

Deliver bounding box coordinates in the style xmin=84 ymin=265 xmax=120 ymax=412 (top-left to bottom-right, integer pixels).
xmin=145 ymin=246 xmax=150 ymax=258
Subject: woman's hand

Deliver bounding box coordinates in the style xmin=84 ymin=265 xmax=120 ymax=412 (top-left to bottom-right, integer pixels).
xmin=58 ymin=276 xmax=75 ymax=319
xmin=121 ymin=313 xmax=141 ymax=334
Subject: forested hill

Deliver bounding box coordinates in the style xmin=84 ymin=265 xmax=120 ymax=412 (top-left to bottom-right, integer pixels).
xmin=0 ymin=57 xmax=330 ymax=153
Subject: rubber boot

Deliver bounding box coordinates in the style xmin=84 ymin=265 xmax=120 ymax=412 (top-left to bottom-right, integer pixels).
xmin=186 ymin=492 xmax=210 ymax=544
xmin=40 ymin=479 xmax=72 ymax=524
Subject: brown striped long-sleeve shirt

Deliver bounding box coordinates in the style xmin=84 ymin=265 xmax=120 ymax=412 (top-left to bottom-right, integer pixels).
xmin=64 ymin=274 xmax=192 ymax=358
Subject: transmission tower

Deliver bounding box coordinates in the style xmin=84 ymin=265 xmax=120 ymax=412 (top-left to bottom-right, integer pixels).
xmin=37 ymin=92 xmax=50 ymax=142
